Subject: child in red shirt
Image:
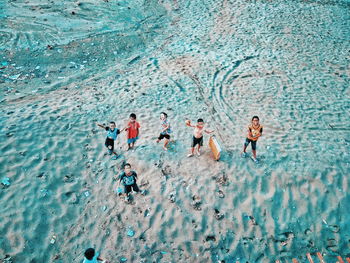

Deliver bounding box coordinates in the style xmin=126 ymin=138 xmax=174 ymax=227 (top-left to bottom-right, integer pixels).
xmin=125 ymin=113 xmax=140 ymax=150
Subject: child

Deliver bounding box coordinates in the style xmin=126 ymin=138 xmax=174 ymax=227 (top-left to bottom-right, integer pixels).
xmin=117 ymin=163 xmax=142 ymax=202
xmin=242 ymin=116 xmax=263 ymax=163
xmin=83 ymin=248 xmax=108 ymax=263
xmin=124 ymin=113 xmax=140 ymax=150
xmin=97 ymin=121 xmax=121 ymax=160
xmin=156 ymin=112 xmax=171 ymax=150
xmin=186 ymin=118 xmax=214 ymax=157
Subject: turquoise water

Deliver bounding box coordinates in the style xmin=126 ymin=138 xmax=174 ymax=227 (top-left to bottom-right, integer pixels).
xmin=0 ymin=0 xmax=349 ymax=262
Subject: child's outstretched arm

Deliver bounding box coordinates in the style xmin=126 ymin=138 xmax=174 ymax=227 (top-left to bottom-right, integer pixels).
xmin=185 ymin=120 xmax=196 ymax=128
xmin=97 ymin=123 xmax=106 ymax=129
xmin=123 ymin=123 xmax=131 ymax=131
xmin=205 ymin=129 xmax=214 ymax=134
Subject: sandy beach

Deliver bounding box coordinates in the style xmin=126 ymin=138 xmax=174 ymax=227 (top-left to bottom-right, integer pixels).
xmin=0 ymin=0 xmax=349 ymax=262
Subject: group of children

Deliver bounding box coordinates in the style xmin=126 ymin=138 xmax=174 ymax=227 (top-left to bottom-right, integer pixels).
xmin=97 ymin=113 xmax=140 ymax=159
xmin=96 ymin=113 xmax=263 ymax=201
xmin=97 ymin=112 xmax=263 ymax=161
xmin=86 ymin=114 xmax=263 ymax=262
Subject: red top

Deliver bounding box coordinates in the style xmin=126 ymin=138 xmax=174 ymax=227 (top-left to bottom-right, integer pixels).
xmin=126 ymin=121 xmax=140 ymax=139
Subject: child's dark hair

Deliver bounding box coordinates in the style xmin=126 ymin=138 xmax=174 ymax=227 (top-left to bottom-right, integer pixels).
xmin=197 ymin=118 xmax=204 ymax=123
xmin=84 ymin=248 xmax=95 ymax=260
xmin=129 ymin=113 xmax=136 ymax=119
xmin=110 ymin=121 xmax=116 ymax=125
xmin=161 ymin=112 xmax=168 ymax=118
xmin=252 ymin=116 xmax=259 ymax=121
xmin=124 ymin=163 xmax=131 ymax=168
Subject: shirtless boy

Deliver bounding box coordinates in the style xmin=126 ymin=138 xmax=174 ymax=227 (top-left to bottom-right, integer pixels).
xmin=186 ymin=118 xmax=214 ymax=157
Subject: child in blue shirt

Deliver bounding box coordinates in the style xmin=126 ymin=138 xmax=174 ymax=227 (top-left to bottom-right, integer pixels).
xmin=97 ymin=121 xmax=122 ymax=160
xmin=83 ymin=248 xmax=108 ymax=263
xmin=117 ymin=163 xmax=142 ymax=202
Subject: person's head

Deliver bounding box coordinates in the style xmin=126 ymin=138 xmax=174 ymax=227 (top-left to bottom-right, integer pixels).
xmin=129 ymin=113 xmax=136 ymax=122
xmin=252 ymin=116 xmax=259 ymax=125
xmin=84 ymin=248 xmax=95 ymax=260
xmin=109 ymin=121 xmax=116 ymax=130
xmin=197 ymin=118 xmax=204 ymax=128
xmin=160 ymin=112 xmax=167 ymax=120
xmin=124 ymin=163 xmax=131 ymax=174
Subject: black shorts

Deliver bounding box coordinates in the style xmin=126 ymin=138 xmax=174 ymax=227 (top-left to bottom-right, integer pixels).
xmin=158 ymin=133 xmax=170 ymax=140
xmin=105 ymin=138 xmax=114 ymax=151
xmin=192 ymin=136 xmax=203 ymax=147
xmin=244 ymin=138 xmax=257 ymax=151
xmin=124 ymin=183 xmax=140 ymax=195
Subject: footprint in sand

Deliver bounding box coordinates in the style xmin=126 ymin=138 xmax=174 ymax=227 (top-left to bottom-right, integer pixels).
xmin=192 ymin=195 xmax=202 ymax=210
xmin=214 ymin=209 xmax=224 ymax=220
xmin=217 ymin=190 xmax=225 ymax=198
xmin=168 ymin=192 xmax=176 ymax=203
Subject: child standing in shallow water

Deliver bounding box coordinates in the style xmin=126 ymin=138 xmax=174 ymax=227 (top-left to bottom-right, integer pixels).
xmin=156 ymin=112 xmax=171 ymax=151
xmin=124 ymin=113 xmax=140 ymax=150
xmin=186 ymin=118 xmax=214 ymax=157
xmin=242 ymin=115 xmax=263 ymax=163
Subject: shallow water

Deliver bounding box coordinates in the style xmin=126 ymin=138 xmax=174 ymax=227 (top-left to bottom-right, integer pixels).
xmin=0 ymin=0 xmax=350 ymax=262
